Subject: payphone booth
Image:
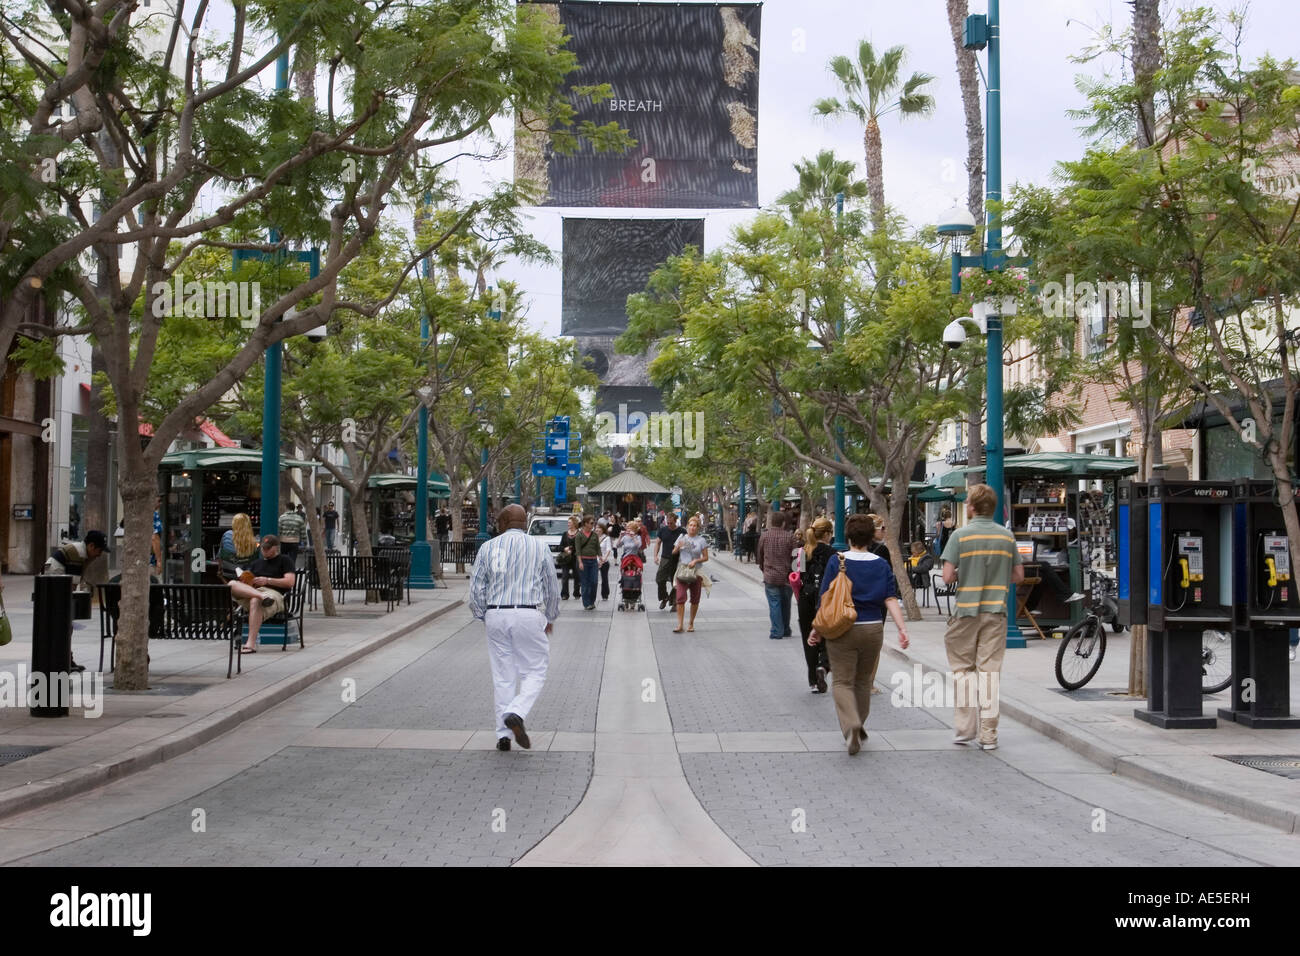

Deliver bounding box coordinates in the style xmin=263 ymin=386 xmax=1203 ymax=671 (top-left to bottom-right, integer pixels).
xmin=1221 ymin=480 xmax=1300 ymax=727
xmin=1135 ymin=479 xmax=1234 ymax=729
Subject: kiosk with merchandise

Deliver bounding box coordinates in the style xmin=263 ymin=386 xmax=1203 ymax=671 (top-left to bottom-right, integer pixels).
xmin=159 ymin=448 xmax=318 ymax=583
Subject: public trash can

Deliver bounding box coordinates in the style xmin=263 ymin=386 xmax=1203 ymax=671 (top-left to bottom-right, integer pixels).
xmin=31 ymin=575 xmax=73 ymax=717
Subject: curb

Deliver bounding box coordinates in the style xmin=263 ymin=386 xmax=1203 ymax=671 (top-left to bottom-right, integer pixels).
xmin=0 ymin=598 xmax=463 ymax=824
xmin=713 ymin=555 xmax=1299 ymax=834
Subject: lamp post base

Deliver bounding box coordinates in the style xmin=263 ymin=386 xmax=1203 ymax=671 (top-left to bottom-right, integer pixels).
xmin=408 ymin=541 xmax=439 ymax=590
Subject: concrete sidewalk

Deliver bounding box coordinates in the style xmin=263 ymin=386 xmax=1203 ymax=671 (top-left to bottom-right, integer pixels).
xmin=0 ymin=575 xmax=463 ymax=822
xmin=712 ymin=550 xmax=1300 ymax=833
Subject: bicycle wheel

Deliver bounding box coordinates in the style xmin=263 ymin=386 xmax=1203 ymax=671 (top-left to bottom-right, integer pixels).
xmin=1055 ymin=616 xmax=1107 ymax=690
xmin=1201 ymin=629 xmax=1232 ymax=694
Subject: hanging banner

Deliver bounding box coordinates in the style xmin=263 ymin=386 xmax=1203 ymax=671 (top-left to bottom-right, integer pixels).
xmin=516 ymin=2 xmax=761 ymax=208
xmin=563 ymin=217 xmax=703 ymax=336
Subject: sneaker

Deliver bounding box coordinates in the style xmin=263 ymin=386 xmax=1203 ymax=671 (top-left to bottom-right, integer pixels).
xmin=1066 ymin=592 xmax=1085 ymax=602
xmin=953 ymin=734 xmax=976 ymax=745
xmin=980 ymin=741 xmax=998 ymax=751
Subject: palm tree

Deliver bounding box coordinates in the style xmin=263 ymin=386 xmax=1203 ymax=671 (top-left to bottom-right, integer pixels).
xmin=813 ymin=41 xmax=936 ymax=231
xmin=775 ymin=150 xmax=868 ymax=214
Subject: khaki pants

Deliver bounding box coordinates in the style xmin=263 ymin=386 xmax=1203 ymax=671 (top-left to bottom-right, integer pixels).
xmin=825 ymin=621 xmax=885 ymax=738
xmin=944 ymin=613 xmax=1006 ymax=744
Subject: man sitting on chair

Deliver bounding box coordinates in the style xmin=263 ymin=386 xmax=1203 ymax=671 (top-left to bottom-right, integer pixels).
xmin=229 ymin=535 xmax=295 ymax=654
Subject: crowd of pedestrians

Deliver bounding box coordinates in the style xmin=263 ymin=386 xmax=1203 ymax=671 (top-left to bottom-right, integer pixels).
xmin=470 ymin=489 xmax=1017 ymax=761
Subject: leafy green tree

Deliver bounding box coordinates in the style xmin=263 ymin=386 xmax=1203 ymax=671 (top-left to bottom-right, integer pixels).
xmin=0 ymin=0 xmax=631 ymax=688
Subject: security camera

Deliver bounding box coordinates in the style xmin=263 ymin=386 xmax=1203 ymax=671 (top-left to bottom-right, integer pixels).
xmin=304 ymin=325 xmax=328 ymax=343
xmin=943 ymin=319 xmax=968 ymax=349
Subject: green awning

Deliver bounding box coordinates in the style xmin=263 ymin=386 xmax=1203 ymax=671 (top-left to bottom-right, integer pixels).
xmin=160 ymin=448 xmax=318 ymax=471
xmin=367 ymin=472 xmax=451 ymax=495
xmin=938 ymin=453 xmax=1137 ymax=487
xmin=918 ymin=487 xmax=966 ymax=502
xmin=820 ymin=479 xmax=933 ymax=495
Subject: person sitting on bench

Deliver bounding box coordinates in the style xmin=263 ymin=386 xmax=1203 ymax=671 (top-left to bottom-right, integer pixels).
xmin=228 ymin=534 xmax=295 ymax=654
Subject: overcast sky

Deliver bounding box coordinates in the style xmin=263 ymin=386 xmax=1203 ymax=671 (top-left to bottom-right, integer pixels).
xmin=446 ymin=0 xmax=1296 ymax=338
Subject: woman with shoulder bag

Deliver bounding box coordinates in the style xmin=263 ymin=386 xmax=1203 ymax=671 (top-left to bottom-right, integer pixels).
xmin=671 ymin=516 xmax=709 ymax=633
xmin=809 ymin=513 xmax=911 ymax=755
xmin=796 ymin=517 xmax=835 ymax=693
xmin=558 ymin=515 xmax=579 ymax=600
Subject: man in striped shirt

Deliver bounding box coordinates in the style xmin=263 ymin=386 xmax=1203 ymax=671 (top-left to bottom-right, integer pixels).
xmin=940 ymin=483 xmax=1024 ymax=751
xmin=468 ymin=504 xmax=561 ymax=751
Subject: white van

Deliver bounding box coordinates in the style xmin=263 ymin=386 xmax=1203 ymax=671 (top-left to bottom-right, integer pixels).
xmin=526 ymin=513 xmax=572 ymax=575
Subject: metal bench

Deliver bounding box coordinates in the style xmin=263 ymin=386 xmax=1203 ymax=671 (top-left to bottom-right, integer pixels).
xmin=307 ymin=554 xmax=401 ymax=611
xmin=238 ymin=572 xmax=308 ymax=651
xmin=375 ymin=546 xmax=414 ymax=605
xmin=932 ymin=573 xmax=957 ymax=616
xmin=98 ymin=583 xmax=241 ymax=678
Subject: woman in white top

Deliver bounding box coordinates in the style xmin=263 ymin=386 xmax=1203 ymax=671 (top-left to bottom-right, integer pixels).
xmin=671 ymin=516 xmax=710 ymax=633
xmin=599 ymin=526 xmax=616 ymax=601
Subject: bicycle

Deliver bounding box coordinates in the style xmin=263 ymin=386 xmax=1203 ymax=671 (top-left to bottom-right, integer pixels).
xmin=1056 ymin=573 xmax=1235 ymax=693
xmin=1054 ymin=573 xmax=1117 ymax=690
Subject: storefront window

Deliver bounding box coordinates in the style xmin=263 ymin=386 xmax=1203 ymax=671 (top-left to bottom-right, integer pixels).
xmin=1204 ymin=424 xmax=1271 ymax=481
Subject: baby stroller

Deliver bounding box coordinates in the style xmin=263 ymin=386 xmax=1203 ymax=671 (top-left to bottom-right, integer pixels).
xmin=618 ymin=553 xmax=645 ymax=612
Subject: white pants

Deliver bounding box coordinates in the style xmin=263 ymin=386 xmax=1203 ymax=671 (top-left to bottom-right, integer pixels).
xmin=485 ymin=608 xmax=550 ymax=739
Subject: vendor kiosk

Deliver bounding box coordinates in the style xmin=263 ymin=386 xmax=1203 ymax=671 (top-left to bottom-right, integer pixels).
xmin=366 ymin=473 xmax=450 ymax=547
xmin=1221 ymin=480 xmax=1300 ymax=727
xmin=159 ymin=448 xmax=318 ymax=584
xmin=940 ymin=453 xmax=1137 ymax=636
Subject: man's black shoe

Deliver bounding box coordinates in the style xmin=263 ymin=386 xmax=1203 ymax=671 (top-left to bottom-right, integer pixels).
xmin=503 ymin=713 xmax=531 ymax=749
xmin=69 ymin=658 xmax=86 ymax=673
xmin=496 ymin=737 xmax=511 ymax=751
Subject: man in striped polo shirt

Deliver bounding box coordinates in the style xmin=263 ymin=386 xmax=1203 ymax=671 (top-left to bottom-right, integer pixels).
xmin=940 ymin=483 xmax=1024 ymax=751
xmin=468 ymin=504 xmax=561 ymax=751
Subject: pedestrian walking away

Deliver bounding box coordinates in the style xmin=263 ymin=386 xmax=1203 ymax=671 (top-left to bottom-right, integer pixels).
xmin=796 ymin=516 xmax=835 ymax=692
xmin=468 ymin=505 xmax=561 ymax=751
xmin=575 ymin=514 xmax=602 ymax=610
xmin=757 ymin=510 xmax=797 ymax=639
xmin=278 ymin=503 xmax=307 ymax=565
xmin=671 ymin=515 xmax=709 ymax=632
xmin=654 ymin=511 xmax=684 ymax=610
xmin=808 ymin=513 xmax=911 ymax=754
xmin=939 ymin=483 xmax=1024 ymax=751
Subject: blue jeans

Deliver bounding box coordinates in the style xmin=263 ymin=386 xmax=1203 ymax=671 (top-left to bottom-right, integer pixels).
xmin=765 ymin=584 xmax=793 ymax=638
xmin=580 ymin=557 xmax=599 ymax=608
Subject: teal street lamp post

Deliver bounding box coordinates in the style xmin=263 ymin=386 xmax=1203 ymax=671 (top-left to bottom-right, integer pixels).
xmin=409 ymin=195 xmax=438 ymax=588
xmin=476 ymin=443 xmax=491 ymax=544
xmin=938 ymin=0 xmax=1029 ymax=648
xmin=736 ymin=472 xmax=747 ymax=556
xmin=230 ymin=45 xmax=319 ymax=541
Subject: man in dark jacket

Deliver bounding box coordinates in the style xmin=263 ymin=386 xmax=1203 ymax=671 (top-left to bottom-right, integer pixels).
xmin=757 ymin=511 xmax=798 ymax=639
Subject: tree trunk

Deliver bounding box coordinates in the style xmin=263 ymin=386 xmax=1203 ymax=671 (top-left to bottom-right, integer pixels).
xmin=348 ymin=486 xmax=372 ymax=557
xmin=288 ymin=469 xmax=336 ymax=616
xmin=888 ymin=475 xmax=922 ymax=620
xmin=112 ymin=458 xmax=158 ymax=691
xmin=946 ymin=0 xmax=985 ymax=226
xmin=865 ymin=118 xmax=885 ymax=232
xmin=1127 ymin=0 xmax=1162 ymax=700
xmin=84 ymin=345 xmax=111 ymax=532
